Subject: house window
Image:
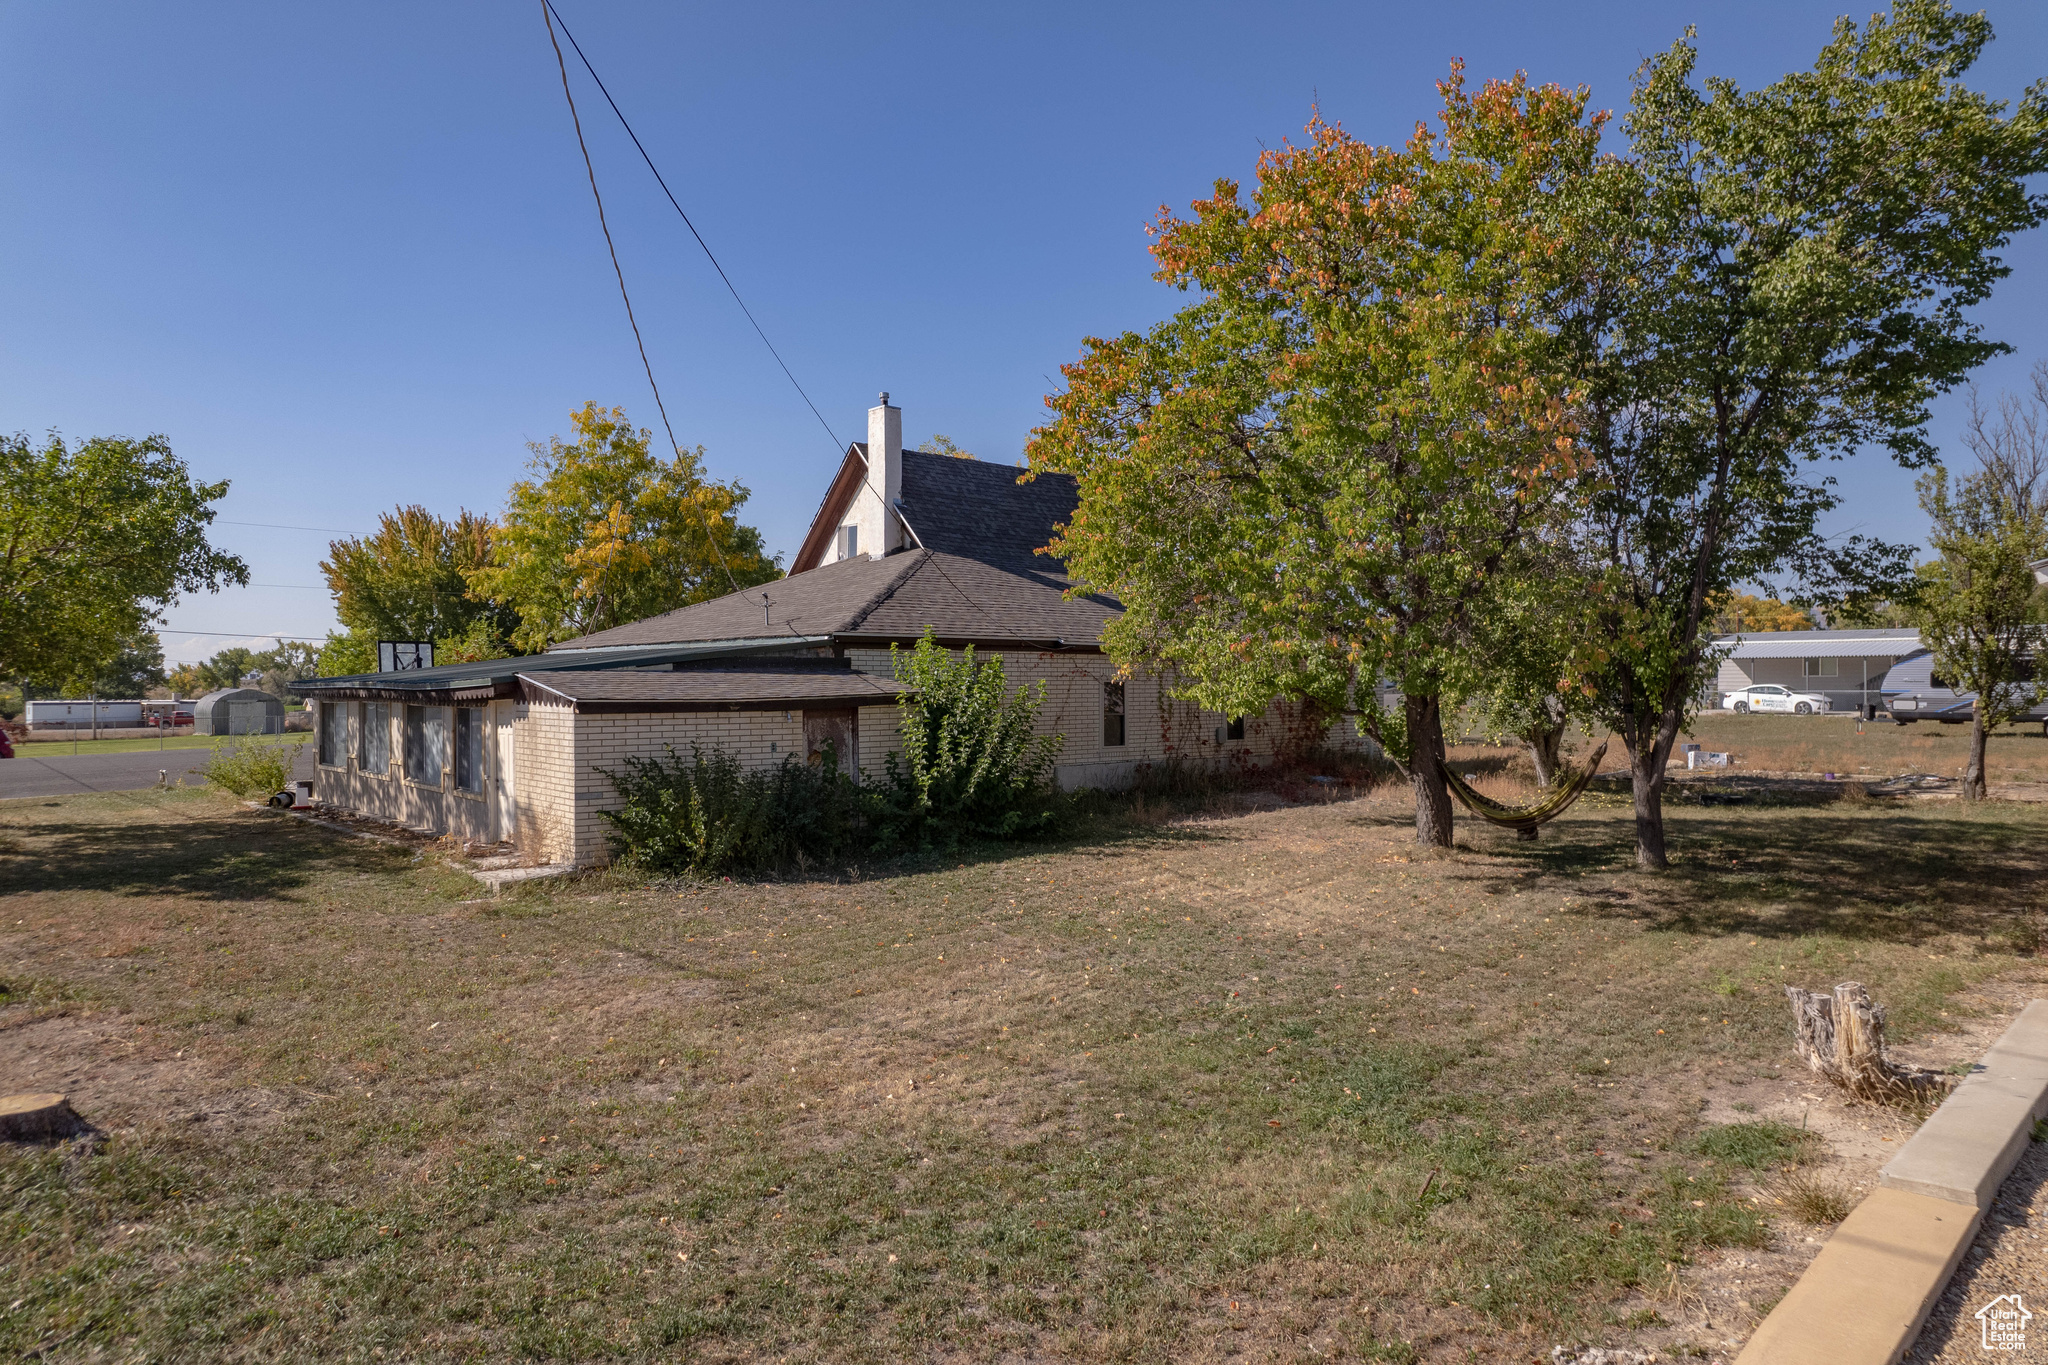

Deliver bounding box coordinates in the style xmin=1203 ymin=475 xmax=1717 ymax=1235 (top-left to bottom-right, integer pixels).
xmin=405 ymin=704 xmax=447 ymax=786
xmin=1804 ymin=657 xmax=1838 ymax=678
xmin=318 ymin=700 xmax=348 ymax=767
xmin=454 ymin=707 xmax=485 ymax=794
xmin=1103 ymin=681 xmax=1126 ymax=747
xmin=361 ymin=703 xmax=390 ymax=775
xmin=1225 ymin=716 xmax=1245 ymax=741
xmin=837 ymin=524 xmax=858 ymax=559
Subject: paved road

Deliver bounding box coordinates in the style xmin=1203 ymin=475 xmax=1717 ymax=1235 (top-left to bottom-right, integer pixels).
xmin=0 ymin=746 xmax=317 ymax=800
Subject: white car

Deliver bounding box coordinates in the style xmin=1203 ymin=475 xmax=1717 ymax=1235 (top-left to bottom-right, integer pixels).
xmin=1723 ymin=684 xmax=1832 ymax=715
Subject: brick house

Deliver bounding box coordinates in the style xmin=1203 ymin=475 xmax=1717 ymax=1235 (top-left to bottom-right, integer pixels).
xmin=294 ymin=395 xmax=1356 ymax=866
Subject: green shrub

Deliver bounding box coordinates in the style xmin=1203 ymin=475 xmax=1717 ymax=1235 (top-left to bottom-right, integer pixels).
xmin=872 ymin=631 xmax=1063 ymax=849
xmin=201 ymin=734 xmax=304 ymax=798
xmin=599 ymin=744 xmax=865 ymax=876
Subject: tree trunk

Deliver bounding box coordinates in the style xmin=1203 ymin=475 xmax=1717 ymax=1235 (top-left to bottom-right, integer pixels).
xmin=1523 ymin=717 xmax=1566 ymax=788
xmin=1622 ymin=724 xmax=1671 ymax=875
xmin=1407 ymin=693 xmax=1453 ymax=848
xmin=1962 ymin=708 xmax=1988 ymax=801
xmin=1786 ymin=982 xmax=1952 ymax=1103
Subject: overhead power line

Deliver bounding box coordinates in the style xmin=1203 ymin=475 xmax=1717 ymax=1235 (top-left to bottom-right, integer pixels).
xmin=541 ymin=0 xmax=740 ymax=599
xmin=538 ymin=3 xmax=1072 ymax=653
xmin=219 ymin=520 xmax=363 ymax=534
xmin=541 ymin=0 xmax=850 ymax=459
xmin=156 ymin=629 xmax=328 ymax=641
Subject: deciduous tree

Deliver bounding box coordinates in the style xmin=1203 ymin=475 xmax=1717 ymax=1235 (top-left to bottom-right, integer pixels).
xmin=1029 ymin=71 xmax=1602 ymax=845
xmin=1917 ymin=453 xmax=2048 ymax=800
xmin=0 ymin=432 xmax=246 ymax=693
xmin=1568 ymin=2 xmax=2045 ymax=866
xmin=468 ymin=403 xmax=779 ymax=652
xmin=1710 ymin=595 xmax=1814 ymax=635
xmin=320 ymin=506 xmax=516 ymax=657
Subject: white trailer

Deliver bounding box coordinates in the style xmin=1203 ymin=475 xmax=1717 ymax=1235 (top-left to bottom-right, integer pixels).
xmin=25 ymin=699 xmax=146 ymax=730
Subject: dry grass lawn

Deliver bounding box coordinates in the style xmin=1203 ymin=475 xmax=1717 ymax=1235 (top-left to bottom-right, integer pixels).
xmin=3 ymin=777 xmax=2046 ymax=1362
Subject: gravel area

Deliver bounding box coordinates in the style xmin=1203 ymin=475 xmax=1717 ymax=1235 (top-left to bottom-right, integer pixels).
xmin=1906 ymin=1135 xmax=2048 ymax=1364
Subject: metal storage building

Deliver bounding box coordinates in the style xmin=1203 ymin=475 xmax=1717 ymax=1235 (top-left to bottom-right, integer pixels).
xmin=193 ymin=688 xmax=285 ymax=736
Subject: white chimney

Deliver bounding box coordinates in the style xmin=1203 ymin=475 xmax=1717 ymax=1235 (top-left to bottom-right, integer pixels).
xmin=867 ymin=391 xmax=903 ymax=554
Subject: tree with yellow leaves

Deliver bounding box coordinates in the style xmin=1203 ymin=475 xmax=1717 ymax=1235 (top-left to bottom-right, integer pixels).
xmin=468 ymin=403 xmax=779 ymax=652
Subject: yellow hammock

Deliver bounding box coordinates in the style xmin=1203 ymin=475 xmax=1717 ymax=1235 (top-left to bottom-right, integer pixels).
xmin=1441 ymin=740 xmax=1610 ymax=832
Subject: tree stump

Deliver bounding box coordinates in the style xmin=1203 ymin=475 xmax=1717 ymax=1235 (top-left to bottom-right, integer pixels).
xmin=0 ymin=1093 xmax=86 ymax=1142
xmin=1785 ymin=983 xmax=1952 ymax=1103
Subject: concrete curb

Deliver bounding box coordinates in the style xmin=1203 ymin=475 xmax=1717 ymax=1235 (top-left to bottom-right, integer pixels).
xmin=1736 ymin=1000 xmax=2048 ymax=1365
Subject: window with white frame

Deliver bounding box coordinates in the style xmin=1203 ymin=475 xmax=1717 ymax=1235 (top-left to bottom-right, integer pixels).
xmin=361 ymin=703 xmax=390 ymax=775
xmin=837 ymin=524 xmax=858 ymax=559
xmin=318 ymin=700 xmax=348 ymax=767
xmin=1804 ymin=657 xmax=1839 ymax=678
xmin=454 ymin=707 xmax=485 ymax=794
xmin=405 ymin=704 xmax=447 ymax=786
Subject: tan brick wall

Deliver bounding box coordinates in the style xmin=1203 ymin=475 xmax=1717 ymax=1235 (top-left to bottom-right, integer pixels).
xmin=842 ymin=646 xmax=1371 ymax=789
xmin=563 ymin=708 xmax=810 ymax=868
xmin=514 ymin=699 xmax=578 ymax=864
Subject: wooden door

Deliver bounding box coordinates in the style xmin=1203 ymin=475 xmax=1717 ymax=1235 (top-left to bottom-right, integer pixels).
xmin=491 ymin=701 xmax=517 ymax=843
xmin=803 ymin=709 xmax=856 ymax=774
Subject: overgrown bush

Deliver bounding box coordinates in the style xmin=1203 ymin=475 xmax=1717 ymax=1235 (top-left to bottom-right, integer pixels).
xmin=601 ymin=635 xmax=1068 ymax=872
xmin=201 ymin=734 xmax=304 ymax=798
xmin=872 ymin=632 xmax=1063 ymax=849
xmin=599 ymin=744 xmax=865 ymax=876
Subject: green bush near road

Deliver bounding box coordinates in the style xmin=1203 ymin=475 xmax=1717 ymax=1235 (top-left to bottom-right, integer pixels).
xmin=200 ymin=733 xmax=304 ymax=798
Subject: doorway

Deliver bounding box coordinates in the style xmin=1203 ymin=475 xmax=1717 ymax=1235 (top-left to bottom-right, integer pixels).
xmin=803 ymin=709 xmax=857 ymax=774
xmin=491 ymin=701 xmax=517 ymax=843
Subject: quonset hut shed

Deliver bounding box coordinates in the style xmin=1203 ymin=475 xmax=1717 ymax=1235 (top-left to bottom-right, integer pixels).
xmin=193 ymin=687 xmax=284 ymax=736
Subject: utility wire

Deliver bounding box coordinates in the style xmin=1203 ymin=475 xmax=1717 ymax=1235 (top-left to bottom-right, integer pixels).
xmin=540 ymin=0 xmax=926 ymax=557
xmin=540 ymin=3 xmax=1069 ymax=651
xmin=542 ymin=0 xmax=740 ymax=599
xmin=219 ymin=520 xmax=363 ymax=534
xmin=543 ymin=0 xmax=848 ymax=458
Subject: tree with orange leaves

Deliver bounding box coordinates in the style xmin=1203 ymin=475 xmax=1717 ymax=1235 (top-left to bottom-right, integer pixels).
xmin=1028 ymin=68 xmax=1607 ymax=847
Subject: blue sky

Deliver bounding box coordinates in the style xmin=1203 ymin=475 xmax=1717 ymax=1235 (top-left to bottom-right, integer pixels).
xmin=4 ymin=1 xmax=2043 ymax=664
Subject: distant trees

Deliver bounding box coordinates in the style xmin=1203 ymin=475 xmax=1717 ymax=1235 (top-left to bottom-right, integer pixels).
xmin=54 ymin=630 xmax=168 ymax=699
xmin=0 ymin=431 xmax=246 ymax=696
xmin=1916 ymin=368 xmax=2048 ymax=800
xmin=1711 ymin=596 xmax=1815 ymax=635
xmin=307 ymin=402 xmax=781 ymax=669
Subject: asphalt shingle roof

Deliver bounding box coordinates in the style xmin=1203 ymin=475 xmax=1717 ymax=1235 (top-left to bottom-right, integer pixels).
xmin=551 ymin=546 xmax=1118 ymax=653
xmin=894 ymin=449 xmax=1078 ymax=568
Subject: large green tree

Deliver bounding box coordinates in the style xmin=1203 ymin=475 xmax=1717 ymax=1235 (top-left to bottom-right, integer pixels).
xmin=1029 ymin=71 xmax=1602 ymax=845
xmin=468 ymin=403 xmax=780 ymax=653
xmin=1567 ymin=2 xmax=2046 ymax=866
xmin=319 ymin=506 xmax=517 ymax=668
xmin=0 ymin=432 xmax=246 ymax=692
